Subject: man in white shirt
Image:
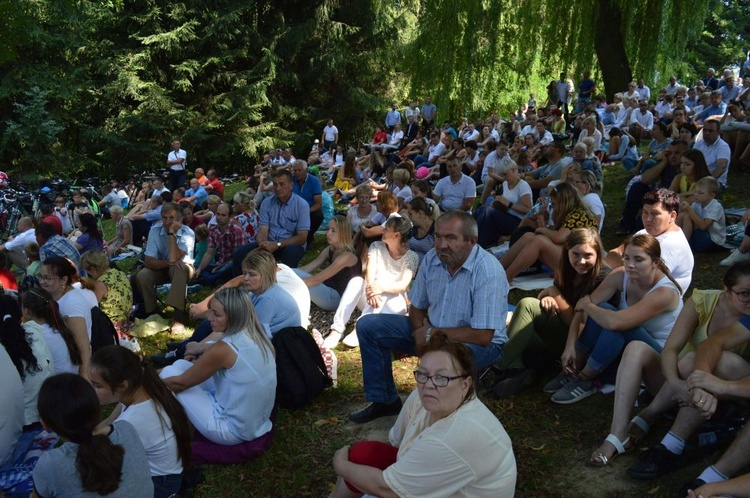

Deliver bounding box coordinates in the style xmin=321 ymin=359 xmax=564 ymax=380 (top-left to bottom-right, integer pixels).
xmin=414 ymin=132 xmax=446 ymax=168
xmin=434 ymin=161 xmax=476 ymax=212
xmin=520 ymin=114 xmax=538 ymax=137
xmin=166 ymin=140 xmax=187 ymax=190
xmin=534 ymin=122 xmax=553 ymax=146
xmin=321 ymin=119 xmax=339 ymax=150
xmin=404 ymin=101 xmax=420 ymax=123
xmin=630 ymin=99 xmax=655 ymax=146
xmin=556 ymin=72 xmax=571 ymax=118
xmin=636 ymin=78 xmax=651 ymax=103
xmin=719 ymin=76 xmax=740 ymax=103
xmin=665 ymin=76 xmax=679 ymax=96
xmin=0 ymin=216 xmax=35 ymax=269
xmin=461 ymin=123 xmax=480 ymax=142
xmin=479 ymin=141 xmax=512 ymax=203
xmin=694 ymin=119 xmax=732 ymax=188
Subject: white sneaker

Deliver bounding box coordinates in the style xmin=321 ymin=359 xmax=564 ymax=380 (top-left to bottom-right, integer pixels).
xmin=720 ymin=249 xmax=750 ymax=267
xmin=322 ymin=330 xmax=342 ymax=349
xmin=342 ymin=330 xmax=360 ymax=348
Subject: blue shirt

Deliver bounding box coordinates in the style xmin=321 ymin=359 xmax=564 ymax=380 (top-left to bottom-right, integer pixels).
xmin=144 ymin=224 xmax=195 ymax=265
xmin=696 ymin=102 xmax=727 ymax=122
xmin=185 ymin=185 xmax=208 ymax=207
xmin=292 ymin=174 xmax=322 ymax=207
xmin=410 ymin=244 xmax=509 ymax=345
xmin=259 ymin=193 xmax=311 ymax=243
xmin=251 ymin=284 xmax=302 ymax=337
xmin=39 ymin=235 xmax=81 ymax=266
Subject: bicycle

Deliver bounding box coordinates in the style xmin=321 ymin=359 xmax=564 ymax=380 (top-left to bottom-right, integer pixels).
xmin=0 ymin=189 xmax=31 ymax=241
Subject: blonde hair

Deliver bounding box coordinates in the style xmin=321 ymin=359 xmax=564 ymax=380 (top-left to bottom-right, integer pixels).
xmin=210 ymin=288 xmax=274 ymax=362
xmin=696 ymin=176 xmax=720 ymax=196
xmin=233 ymin=192 xmax=256 ymax=211
xmin=194 ymin=224 xmax=209 ymax=241
xmin=80 ymin=250 xmax=109 ymax=274
xmin=328 ymin=215 xmax=355 ymax=253
xmin=242 ymin=250 xmax=277 ymax=292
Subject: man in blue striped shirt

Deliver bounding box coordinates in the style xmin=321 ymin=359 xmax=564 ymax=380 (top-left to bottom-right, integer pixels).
xmin=350 ymin=211 xmax=509 ymax=423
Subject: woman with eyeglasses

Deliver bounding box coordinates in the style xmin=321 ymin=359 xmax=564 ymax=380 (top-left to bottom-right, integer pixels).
xmin=39 ymin=256 xmax=98 ymax=379
xmin=589 ymin=261 xmax=750 ymax=467
xmin=328 ymin=331 xmax=517 ymax=497
xmin=573 ymin=170 xmax=605 ymax=232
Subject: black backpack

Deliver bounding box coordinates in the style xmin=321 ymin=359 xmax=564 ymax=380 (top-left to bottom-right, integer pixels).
xmin=90 ymin=305 xmax=119 ymax=352
xmin=271 ymin=326 xmax=331 ymax=410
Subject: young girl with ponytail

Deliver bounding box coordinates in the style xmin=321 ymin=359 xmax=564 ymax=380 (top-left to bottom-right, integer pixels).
xmin=90 ymin=346 xmax=192 ymax=498
xmin=32 ymin=373 xmax=152 ymax=497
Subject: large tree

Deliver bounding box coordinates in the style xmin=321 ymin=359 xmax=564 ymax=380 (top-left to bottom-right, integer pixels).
xmin=407 ymin=0 xmax=709 ymax=116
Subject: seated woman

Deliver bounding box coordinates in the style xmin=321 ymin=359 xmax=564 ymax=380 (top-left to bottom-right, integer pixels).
xmin=105 ymin=206 xmax=132 ymax=257
xmin=547 ymin=234 xmax=683 ymax=404
xmin=328 ymin=332 xmax=517 ymax=497
xmin=180 ymin=200 xmax=206 ymax=231
xmin=574 ymin=170 xmax=605 ymax=232
xmin=608 ymin=127 xmax=640 ymax=172
xmin=154 ymin=251 xmax=300 ymax=367
xmin=356 ymin=191 xmax=400 ymax=253
xmin=160 ymin=288 xmax=276 ymax=447
xmin=195 ymin=195 xmax=221 ymax=225
xmin=589 ymin=261 xmax=750 ymax=467
xmin=294 ymin=216 xmax=362 ymax=312
xmin=391 ymin=168 xmax=412 ymax=208
xmin=405 ymin=198 xmax=435 ymax=266
xmin=80 ymin=250 xmax=133 ymax=335
xmin=577 ymin=116 xmax=603 ymax=151
xmin=633 ymin=121 xmax=672 ymax=175
xmin=32 ymin=374 xmax=153 ymax=497
xmin=347 ymin=184 xmax=378 ymax=234
xmin=91 ymin=346 xmax=191 ymax=498
xmin=494 ymin=229 xmax=609 ymax=398
xmin=334 ymin=153 xmax=360 ymax=197
xmin=39 ymin=257 xmax=98 ymax=379
xmin=324 ymin=217 xmax=418 ymax=349
xmin=21 ymin=287 xmax=81 ymax=374
xmin=668 ymin=148 xmax=711 ymax=204
xmin=500 ymin=182 xmax=598 ymax=283
xmin=475 ymin=159 xmax=532 ymax=249
xmin=409 ymin=180 xmax=440 ymax=219
xmin=0 ymin=294 xmax=53 ymax=427
xmin=72 ymin=213 xmax=105 ymax=255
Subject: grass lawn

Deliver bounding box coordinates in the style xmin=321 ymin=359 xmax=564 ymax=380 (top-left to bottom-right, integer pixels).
xmin=105 ymin=164 xmax=750 ymax=497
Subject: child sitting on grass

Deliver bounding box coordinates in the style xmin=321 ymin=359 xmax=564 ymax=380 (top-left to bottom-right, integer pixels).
xmin=24 ymin=242 xmax=40 ymax=277
xmin=677 ymin=176 xmax=726 ymax=252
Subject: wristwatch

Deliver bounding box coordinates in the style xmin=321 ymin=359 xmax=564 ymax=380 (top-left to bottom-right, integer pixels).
xmin=276 ymin=241 xmax=282 ymax=248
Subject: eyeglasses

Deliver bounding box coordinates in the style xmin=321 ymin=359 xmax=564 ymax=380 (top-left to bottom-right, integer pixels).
xmin=413 ymin=371 xmax=468 ymax=387
xmin=731 ymin=289 xmax=750 ymax=303
xmin=38 ymin=275 xmax=60 ymax=283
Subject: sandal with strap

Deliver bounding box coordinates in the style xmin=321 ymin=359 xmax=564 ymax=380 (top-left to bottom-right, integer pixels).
xmin=628 ymin=415 xmax=651 ymax=446
xmin=588 ymin=433 xmax=631 ymax=467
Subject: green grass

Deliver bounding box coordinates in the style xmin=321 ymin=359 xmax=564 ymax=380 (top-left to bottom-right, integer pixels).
xmin=102 ymin=168 xmax=750 ymax=497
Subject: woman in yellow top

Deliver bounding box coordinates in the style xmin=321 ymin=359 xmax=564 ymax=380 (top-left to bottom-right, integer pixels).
xmin=80 ymin=250 xmax=133 ymax=335
xmin=500 ymin=182 xmax=598 ymax=283
xmin=668 ymin=148 xmax=711 ymax=203
xmin=589 ymin=262 xmax=750 ymax=466
xmin=334 ymin=153 xmax=360 ymax=196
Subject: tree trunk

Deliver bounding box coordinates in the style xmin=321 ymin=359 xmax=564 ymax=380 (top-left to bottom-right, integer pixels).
xmin=595 ymin=0 xmax=632 ymax=101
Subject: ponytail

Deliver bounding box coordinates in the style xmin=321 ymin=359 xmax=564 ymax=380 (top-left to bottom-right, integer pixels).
xmin=38 ymin=374 xmax=124 ymax=494
xmin=91 ymin=347 xmax=191 ymax=468
xmin=141 ymin=357 xmax=192 ymax=467
xmin=657 ymin=258 xmax=683 ymax=295
xmin=21 ymin=287 xmax=81 ymax=366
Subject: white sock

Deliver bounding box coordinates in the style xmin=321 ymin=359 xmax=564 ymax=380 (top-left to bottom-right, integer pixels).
xmin=661 ymin=431 xmax=685 ymax=455
xmin=698 ymin=465 xmax=728 ymax=484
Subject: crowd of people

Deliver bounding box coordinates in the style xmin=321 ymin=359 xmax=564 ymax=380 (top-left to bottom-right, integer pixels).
xmin=2 ymin=65 xmax=750 ymax=497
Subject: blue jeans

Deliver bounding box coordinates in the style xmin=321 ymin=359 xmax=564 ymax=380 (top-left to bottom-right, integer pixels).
xmin=689 ymin=229 xmax=719 ymax=253
xmin=197 ymin=262 xmax=233 ymax=286
xmin=357 ymin=314 xmax=503 ymax=403
xmin=292 ymin=269 xmax=341 ymax=311
xmin=152 ymin=473 xmax=182 ymax=498
xmin=576 ymin=302 xmax=663 ymax=373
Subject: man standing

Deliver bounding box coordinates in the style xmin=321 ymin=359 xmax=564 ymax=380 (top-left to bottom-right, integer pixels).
xmin=420 ymin=96 xmax=436 ymax=128
xmin=404 ymin=101 xmax=420 ymax=123
xmin=433 ymin=160 xmax=476 ymax=212
xmin=321 ymin=119 xmax=339 ymax=150
xmin=694 ymin=119 xmax=731 ymax=189
xmin=193 ymin=203 xmax=245 ymax=287
xmin=135 ymin=202 xmax=195 ymax=331
xmin=575 ymin=71 xmax=595 ymax=113
xmin=0 ymin=216 xmax=35 ymax=269
xmin=231 ymin=169 xmax=310 ymax=274
xmin=166 ymin=140 xmax=187 ymax=190
xmin=349 ymin=211 xmax=508 ymax=423
xmin=384 ymin=104 xmax=401 ymax=133
xmin=636 ymin=78 xmax=651 ymax=103
xmin=556 ymin=72 xmax=572 ymax=120
xmin=291 ymin=159 xmax=323 ymax=245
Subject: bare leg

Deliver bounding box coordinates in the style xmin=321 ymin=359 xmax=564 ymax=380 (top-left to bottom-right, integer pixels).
xmin=714 ymin=413 xmax=750 ymax=477
xmin=593 ymin=342 xmax=661 ymax=461
xmin=500 ymin=231 xmax=536 ymax=267
xmin=680 ymin=214 xmax=694 ymax=240
xmin=329 ymin=476 xmax=362 ymax=498
xmin=502 ymin=234 xmax=543 ymax=283
xmin=480 ymin=178 xmax=496 ymax=204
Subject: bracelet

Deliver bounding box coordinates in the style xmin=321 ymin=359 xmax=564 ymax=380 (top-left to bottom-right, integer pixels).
xmin=425 ymin=326 xmax=433 ymax=343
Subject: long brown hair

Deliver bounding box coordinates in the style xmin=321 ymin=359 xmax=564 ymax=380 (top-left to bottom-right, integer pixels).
xmin=554 ymin=228 xmax=605 ymax=305
xmin=21 ymin=287 xmax=81 ymax=365
xmin=549 ymin=182 xmax=595 ymax=230
xmin=623 ymin=234 xmax=682 ymax=294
